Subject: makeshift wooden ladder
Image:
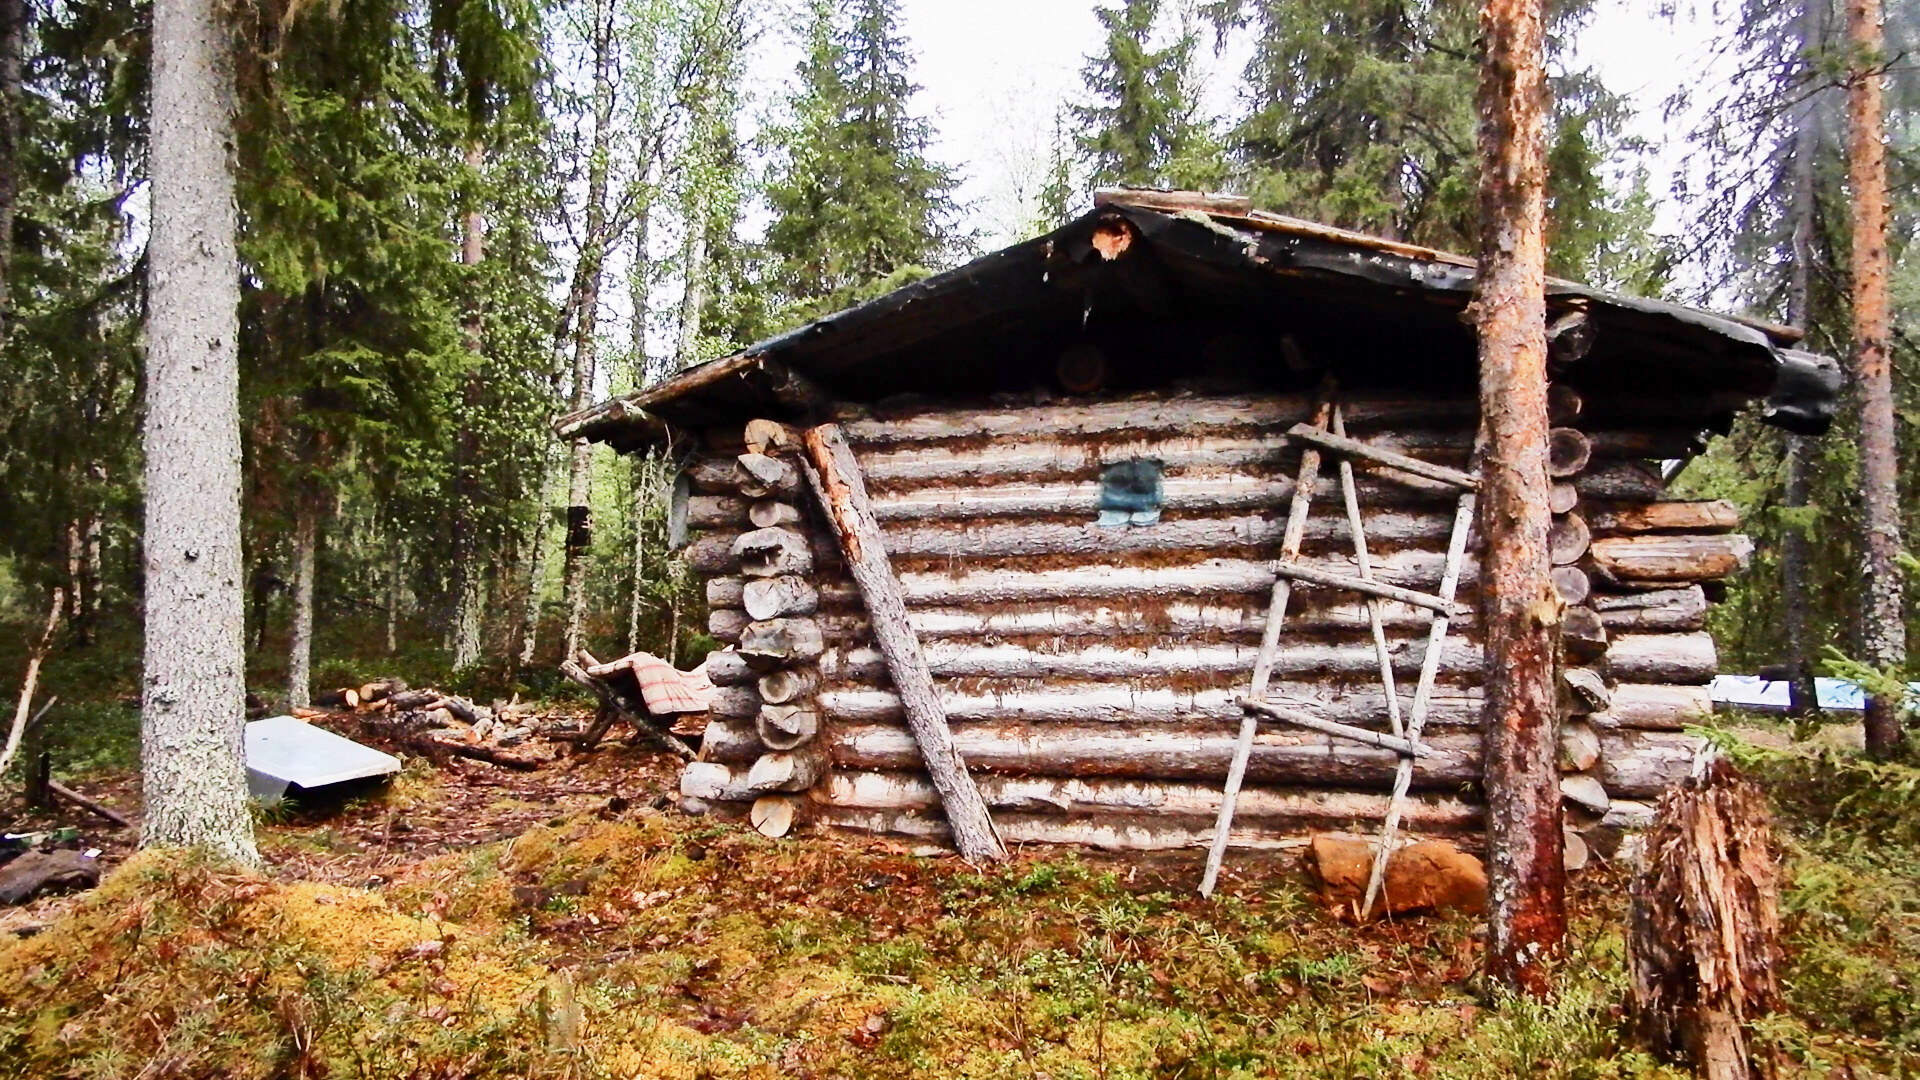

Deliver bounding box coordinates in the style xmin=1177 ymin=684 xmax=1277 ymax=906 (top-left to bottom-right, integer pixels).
xmin=1199 ymin=396 xmax=1479 ymax=917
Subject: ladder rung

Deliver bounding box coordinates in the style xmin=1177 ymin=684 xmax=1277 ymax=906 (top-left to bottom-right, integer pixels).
xmin=1270 ymin=562 xmax=1465 ymax=616
xmin=1287 ymin=425 xmax=1479 ymax=491
xmin=1240 ymin=696 xmax=1430 ymax=757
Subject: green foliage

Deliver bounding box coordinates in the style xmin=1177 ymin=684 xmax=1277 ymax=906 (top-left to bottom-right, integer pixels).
xmin=1073 ymin=0 xmax=1223 ymax=191
xmin=763 ymin=0 xmax=958 ymax=324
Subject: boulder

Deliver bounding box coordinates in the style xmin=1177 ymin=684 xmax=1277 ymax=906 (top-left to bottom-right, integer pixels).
xmin=0 ymin=849 xmax=100 ymax=905
xmin=1308 ymin=835 xmax=1487 ymax=918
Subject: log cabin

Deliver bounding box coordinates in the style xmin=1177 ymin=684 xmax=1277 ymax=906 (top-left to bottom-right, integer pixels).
xmin=560 ymin=188 xmax=1839 ymax=861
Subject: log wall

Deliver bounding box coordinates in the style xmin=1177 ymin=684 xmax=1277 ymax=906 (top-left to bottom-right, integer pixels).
xmin=676 ymin=390 xmax=1738 ymax=852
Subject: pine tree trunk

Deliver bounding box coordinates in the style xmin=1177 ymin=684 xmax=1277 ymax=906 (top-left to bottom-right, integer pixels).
xmin=1475 ymin=0 xmax=1564 ymax=993
xmin=451 ymin=143 xmax=487 ymax=671
xmin=1782 ymin=64 xmax=1819 ymax=717
xmin=143 ymin=0 xmax=258 ymax=864
xmin=558 ymin=0 xmax=617 ymax=663
xmin=286 ymin=490 xmax=318 ymax=709
xmin=0 ymin=0 xmax=22 ymax=345
xmin=1846 ymin=0 xmax=1905 ymax=758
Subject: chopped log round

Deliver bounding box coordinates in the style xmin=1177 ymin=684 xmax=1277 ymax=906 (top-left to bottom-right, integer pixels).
xmin=757 ymin=667 xmax=818 ymax=705
xmin=746 ymin=746 xmax=827 ymax=793
xmin=751 ymin=795 xmax=798 ymax=838
xmin=757 ymin=704 xmax=820 ymax=750
xmin=1549 ymin=512 xmax=1591 ymax=565
xmin=739 ymin=618 xmax=826 ymax=665
xmin=732 ymin=527 xmax=814 ymax=578
xmin=1558 ymin=722 xmax=1602 ymax=771
xmin=707 ymin=608 xmax=748 ymax=644
xmin=1563 ymin=606 xmax=1609 ymax=663
xmin=1548 ymin=384 xmax=1584 ymax=424
xmin=736 ymin=453 xmax=802 ymax=498
xmin=1589 ymin=535 xmax=1754 ymax=584
xmin=1549 ymin=481 xmax=1579 ymax=515
xmin=1552 ymin=565 xmax=1591 ymax=604
xmin=743 ymin=575 xmax=819 ymax=620
xmin=745 ymin=418 xmax=802 ymax=457
xmin=1548 ymin=427 xmax=1593 ymax=477
xmin=1056 ymin=343 xmax=1110 ymax=393
xmin=1561 ymin=772 xmax=1612 ymax=815
xmin=681 ymin=761 xmax=753 ymax=802
xmin=748 ymin=500 xmax=803 ymax=529
xmin=1562 ymin=667 xmax=1611 ymax=713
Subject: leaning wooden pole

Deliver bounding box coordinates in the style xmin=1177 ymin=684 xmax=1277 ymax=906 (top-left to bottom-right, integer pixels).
xmin=1846 ymin=0 xmax=1905 ymax=759
xmin=799 ymin=424 xmax=1007 ymax=864
xmin=1474 ymin=0 xmax=1565 ymax=993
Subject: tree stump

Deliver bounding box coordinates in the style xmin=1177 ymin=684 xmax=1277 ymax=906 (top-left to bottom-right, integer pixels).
xmin=1628 ymin=755 xmax=1780 ymax=1080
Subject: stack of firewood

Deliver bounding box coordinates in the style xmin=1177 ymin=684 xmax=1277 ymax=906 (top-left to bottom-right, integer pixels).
xmin=301 ymin=679 xmax=547 ymax=770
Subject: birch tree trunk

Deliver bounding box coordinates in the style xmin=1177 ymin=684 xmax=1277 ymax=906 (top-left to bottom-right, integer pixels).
xmin=0 ymin=0 xmax=22 ymax=345
xmin=559 ymin=0 xmax=617 ymax=663
xmin=385 ymin=534 xmax=401 ymax=654
xmin=286 ymin=489 xmax=318 ymax=709
xmin=1846 ymin=0 xmax=1905 ymax=758
xmin=451 ymin=142 xmax=487 ymax=671
xmin=143 ymin=0 xmax=258 ymax=863
xmin=675 ymin=210 xmax=706 ymax=370
xmin=1474 ymin=0 xmax=1564 ymax=993
xmin=627 ymin=206 xmax=652 ymax=655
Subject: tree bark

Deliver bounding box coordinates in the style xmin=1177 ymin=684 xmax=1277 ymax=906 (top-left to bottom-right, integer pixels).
xmin=676 ymin=204 xmax=707 ymax=369
xmin=285 ymin=487 xmax=319 ymax=709
xmin=559 ymin=0 xmax=618 ymax=663
xmin=0 ymin=0 xmax=21 ymax=345
xmin=451 ymin=142 xmax=487 ymax=671
xmin=1781 ymin=22 xmax=1821 ymax=718
xmin=1845 ymin=0 xmax=1905 ymax=758
xmin=143 ymin=0 xmax=258 ymax=864
xmin=800 ymin=424 xmax=1008 ymax=863
xmin=627 ymin=207 xmax=652 ymax=655
xmin=1474 ymin=0 xmax=1564 ymax=992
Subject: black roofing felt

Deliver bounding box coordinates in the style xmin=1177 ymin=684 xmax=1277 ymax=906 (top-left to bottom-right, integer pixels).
xmin=565 ymin=203 xmax=1840 ymax=448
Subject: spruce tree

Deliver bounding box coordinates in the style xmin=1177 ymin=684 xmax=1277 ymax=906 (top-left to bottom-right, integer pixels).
xmin=764 ymin=0 xmax=956 ymax=320
xmin=1073 ymin=0 xmax=1220 ymax=190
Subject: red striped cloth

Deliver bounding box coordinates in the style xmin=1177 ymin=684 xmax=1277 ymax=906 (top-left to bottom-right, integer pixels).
xmin=629 ymin=652 xmax=717 ymax=714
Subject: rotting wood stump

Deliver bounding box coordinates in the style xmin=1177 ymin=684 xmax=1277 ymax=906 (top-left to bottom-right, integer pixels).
xmin=1628 ymin=755 xmax=1780 ymax=1080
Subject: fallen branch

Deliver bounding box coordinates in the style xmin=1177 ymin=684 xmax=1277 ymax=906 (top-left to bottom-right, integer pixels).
xmin=47 ymin=778 xmax=132 ymax=828
xmin=1 ymin=589 xmax=65 ymax=782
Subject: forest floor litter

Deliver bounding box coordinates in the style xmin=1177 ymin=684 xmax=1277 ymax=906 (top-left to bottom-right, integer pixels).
xmin=0 ymin=710 xmax=1915 ymax=1077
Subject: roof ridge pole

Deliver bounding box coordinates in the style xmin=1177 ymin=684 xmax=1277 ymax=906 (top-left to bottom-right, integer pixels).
xmin=798 ymin=423 xmax=1008 ymax=864
xmin=1473 ymin=0 xmax=1566 ymax=995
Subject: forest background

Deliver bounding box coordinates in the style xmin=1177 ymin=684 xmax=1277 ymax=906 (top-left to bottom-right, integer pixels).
xmin=0 ymin=0 xmax=1916 ymax=767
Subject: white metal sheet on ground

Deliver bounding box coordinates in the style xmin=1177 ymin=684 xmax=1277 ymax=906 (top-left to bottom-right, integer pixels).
xmin=244 ymin=715 xmax=401 ymax=802
xmin=1708 ymin=675 xmax=1920 ymax=713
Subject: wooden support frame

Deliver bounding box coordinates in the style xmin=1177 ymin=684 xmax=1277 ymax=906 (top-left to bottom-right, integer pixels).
xmin=798 ymin=423 xmax=1008 ymax=864
xmin=1287 ymin=424 xmax=1481 ymax=490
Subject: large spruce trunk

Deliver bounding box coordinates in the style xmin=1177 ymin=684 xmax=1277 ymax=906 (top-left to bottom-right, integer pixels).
xmin=1845 ymin=0 xmax=1905 ymax=758
xmin=1474 ymin=0 xmax=1564 ymax=992
xmin=142 ymin=0 xmax=258 ymax=864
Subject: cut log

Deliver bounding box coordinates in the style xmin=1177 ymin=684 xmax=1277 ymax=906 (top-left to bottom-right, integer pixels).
xmin=1560 ymin=772 xmax=1612 ymax=815
xmin=707 ymin=608 xmax=748 ymax=644
xmin=1558 ymin=722 xmax=1602 ymax=771
xmin=684 ymin=529 xmax=836 ymax=575
xmin=819 ymin=638 xmax=1482 ymax=683
xmin=745 ymin=746 xmax=827 ymax=793
xmin=1629 ymin=758 xmax=1780 ymax=1079
xmin=800 ymin=422 xmax=1006 ymax=862
xmin=357 ymin=678 xmax=407 ymax=704
xmin=757 ymin=667 xmax=818 ymax=705
xmin=1552 ymin=565 xmax=1591 ymax=605
xmin=1600 ymin=730 xmax=1704 ymax=797
xmin=748 ymin=500 xmax=804 ymax=529
xmin=680 ymin=761 xmax=755 ymax=802
xmin=889 ymin=552 xmax=1474 ymax=607
xmin=1562 ymin=668 xmax=1611 ymax=713
xmin=743 ymin=575 xmax=819 ymax=620
xmin=700 ymin=717 xmax=763 ymax=762
xmin=1548 ymin=384 xmax=1584 ymax=424
xmin=1593 ymin=587 xmax=1708 ymax=632
xmin=706 ymin=576 xmax=746 ymax=608
xmin=1548 ymin=427 xmax=1593 ymax=477
xmin=1547 ymin=310 xmax=1595 ymax=370
xmin=1286 ymin=424 xmax=1478 ymax=490
xmin=1562 ymin=606 xmax=1610 ymax=663
xmin=687 ymin=495 xmax=747 ymax=528
xmin=1589 ymin=535 xmax=1754 ymax=583
xmin=739 ymin=618 xmax=825 ymax=665
xmin=1608 ymin=632 xmax=1718 ymax=685
xmin=47 ymin=779 xmax=132 ymax=828
xmin=314 ymin=687 xmax=361 ymax=709
xmin=1563 ymin=828 xmax=1590 ymax=872
xmin=732 ymin=527 xmax=814 ymax=578
xmin=1549 ymin=482 xmax=1579 ymax=515
xmin=1595 ymin=684 xmax=1715 ymax=731
xmin=751 ymin=795 xmax=798 ymax=838
xmin=1588 ymin=500 xmax=1739 ymax=535
xmin=757 ymin=704 xmax=820 ymax=750
xmin=709 ymin=686 xmax=761 ymax=720
xmin=704 ymin=649 xmax=754 ymax=686
xmin=1056 ymin=343 xmax=1109 ymax=393
xmin=901 ymin=594 xmax=1463 ymax=639
xmin=744 ymin=418 xmax=801 ymax=457
xmin=1549 ymin=513 xmax=1591 ymax=565
xmin=810 ymin=681 xmax=1489 ymax=729
xmin=868 ymin=473 xmax=1436 ymax=521
xmin=685 ymin=456 xmax=744 ymax=494
xmin=818 ymin=769 xmax=1481 ymax=829
xmin=1574 ymin=461 xmax=1667 ymax=502
xmin=387 ymin=688 xmax=439 ymax=710
xmin=736 ymin=453 xmax=802 ymax=498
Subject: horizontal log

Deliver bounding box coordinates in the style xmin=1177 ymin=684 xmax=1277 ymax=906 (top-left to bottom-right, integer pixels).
xmin=710 ymin=685 xmax=761 ymax=720
xmin=1592 ymin=587 xmax=1708 ymax=631
xmin=1286 ymin=424 xmax=1478 ymax=490
xmin=1588 ymin=534 xmax=1753 ymax=583
xmin=746 ymin=746 xmax=827 ymax=793
xmin=1591 ymin=683 xmax=1715 ymax=731
xmin=681 ymin=761 xmax=756 ymax=803
xmin=817 ymin=806 xmax=1353 ymax=852
xmin=1270 ymin=561 xmax=1462 ymax=615
xmin=890 ymin=552 xmax=1470 ymax=606
xmin=1241 ymin=697 xmax=1430 ymax=756
xmin=706 ymin=576 xmax=746 ymax=608
xmin=685 ymin=530 xmax=837 ymax=574
xmin=687 ymin=494 xmax=747 ymax=528
xmin=743 ymin=575 xmax=818 ymax=620
xmin=757 ymin=704 xmax=819 ymax=751
xmin=867 ymin=472 xmax=1465 ymax=520
xmin=758 ymin=667 xmax=818 ymax=705
xmin=902 ymin=595 xmax=1453 ymax=639
xmin=708 ymin=608 xmax=748 ymax=643
xmin=704 ymin=648 xmax=754 ymax=686
xmin=810 ymin=681 xmax=1488 ymax=729
xmin=733 ymin=527 xmax=814 ymax=578
xmin=819 ymin=637 xmax=1482 ymax=682
xmin=739 ymin=618 xmax=825 ymax=665
xmin=1606 ymin=632 xmax=1718 ymax=685
xmin=1573 ymin=461 xmax=1668 ymax=502
xmin=1586 ymin=500 xmax=1739 ymax=535
xmin=841 ymin=393 xmax=1467 ymax=446
xmin=818 ymin=770 xmax=1481 ymax=829
xmin=736 ymin=453 xmax=802 ymax=499
xmin=1599 ymin=730 xmax=1704 ymax=798
xmin=700 ymin=716 xmax=763 ymax=760
xmin=749 ymin=500 xmax=804 ymax=529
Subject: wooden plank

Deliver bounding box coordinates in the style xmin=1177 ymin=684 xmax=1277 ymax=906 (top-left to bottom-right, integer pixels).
xmin=1287 ymin=424 xmax=1480 ymax=490
xmin=799 ymin=423 xmax=1007 ymax=864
